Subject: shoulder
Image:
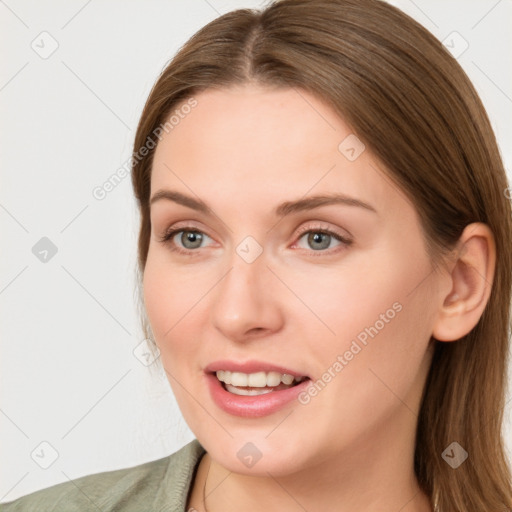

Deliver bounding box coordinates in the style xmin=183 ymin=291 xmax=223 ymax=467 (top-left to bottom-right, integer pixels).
xmin=0 ymin=439 xmax=205 ymax=512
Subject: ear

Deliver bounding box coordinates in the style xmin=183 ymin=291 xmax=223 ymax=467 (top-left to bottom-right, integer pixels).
xmin=432 ymin=222 xmax=496 ymax=342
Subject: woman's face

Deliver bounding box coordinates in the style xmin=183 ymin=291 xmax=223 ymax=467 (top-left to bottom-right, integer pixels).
xmin=143 ymin=84 xmax=442 ymax=476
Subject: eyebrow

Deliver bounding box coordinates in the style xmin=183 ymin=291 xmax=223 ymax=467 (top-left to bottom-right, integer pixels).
xmin=149 ymin=189 xmax=377 ymax=216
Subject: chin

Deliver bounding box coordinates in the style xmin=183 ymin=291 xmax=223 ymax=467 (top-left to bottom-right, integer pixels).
xmin=199 ymin=432 xmax=314 ymax=477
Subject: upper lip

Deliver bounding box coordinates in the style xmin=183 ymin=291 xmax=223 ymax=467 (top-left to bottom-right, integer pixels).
xmin=204 ymin=360 xmax=309 ymax=378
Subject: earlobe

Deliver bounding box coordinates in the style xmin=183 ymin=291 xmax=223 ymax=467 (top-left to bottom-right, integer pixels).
xmin=431 ymin=223 xmax=496 ymax=342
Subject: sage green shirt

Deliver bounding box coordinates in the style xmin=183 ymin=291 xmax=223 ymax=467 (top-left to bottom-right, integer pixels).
xmin=0 ymin=439 xmax=206 ymax=512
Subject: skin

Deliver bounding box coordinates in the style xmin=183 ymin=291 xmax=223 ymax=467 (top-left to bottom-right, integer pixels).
xmin=143 ymin=84 xmax=496 ymax=512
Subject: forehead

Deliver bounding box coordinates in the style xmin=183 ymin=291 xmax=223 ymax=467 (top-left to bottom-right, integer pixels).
xmin=152 ymin=85 xmax=346 ymax=168
xmin=149 ymin=85 xmax=402 ymax=216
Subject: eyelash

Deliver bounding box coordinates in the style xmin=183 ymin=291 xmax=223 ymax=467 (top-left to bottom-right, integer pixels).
xmin=157 ymin=223 xmax=353 ymax=257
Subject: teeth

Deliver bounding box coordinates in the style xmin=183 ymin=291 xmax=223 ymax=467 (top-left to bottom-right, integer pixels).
xmin=216 ymin=370 xmax=306 ymax=388
xmin=248 ymin=371 xmax=267 ymax=387
xmin=266 ymin=372 xmax=281 ymax=387
xmin=281 ymin=374 xmax=294 ymax=385
xmin=231 ymin=372 xmax=247 ymax=386
xmin=225 ymin=384 xmax=274 ymax=396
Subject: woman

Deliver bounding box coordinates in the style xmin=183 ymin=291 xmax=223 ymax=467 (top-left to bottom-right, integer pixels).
xmin=2 ymin=0 xmax=511 ymax=510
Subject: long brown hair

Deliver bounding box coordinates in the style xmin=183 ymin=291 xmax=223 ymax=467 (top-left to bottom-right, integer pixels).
xmin=130 ymin=0 xmax=512 ymax=509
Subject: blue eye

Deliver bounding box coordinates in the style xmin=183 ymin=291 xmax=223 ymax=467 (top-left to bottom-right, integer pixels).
xmin=158 ymin=224 xmax=352 ymax=257
xmin=158 ymin=228 xmax=213 ymax=254
xmin=293 ymin=226 xmax=352 ymax=256
xmin=297 ymin=230 xmax=346 ymax=251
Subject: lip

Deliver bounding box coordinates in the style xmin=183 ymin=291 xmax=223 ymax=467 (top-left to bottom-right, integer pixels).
xmin=204 ymin=360 xmax=311 ymax=418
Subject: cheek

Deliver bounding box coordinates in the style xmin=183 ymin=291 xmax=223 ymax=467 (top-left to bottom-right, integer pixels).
xmin=303 ymin=252 xmax=435 ymax=409
xmin=142 ymin=254 xmax=192 ymax=357
xmin=142 ymin=250 xmax=214 ymax=377
xmin=296 ymin=243 xmax=436 ymax=388
xmin=143 ymin=258 xmax=172 ymax=342
xmin=142 ymin=259 xmax=201 ymax=419
xmin=288 ymin=259 xmax=416 ymax=355
xmin=292 ymin=274 xmax=435 ymax=458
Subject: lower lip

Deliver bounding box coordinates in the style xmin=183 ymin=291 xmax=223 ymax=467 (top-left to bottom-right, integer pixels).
xmin=206 ymin=373 xmax=311 ymax=418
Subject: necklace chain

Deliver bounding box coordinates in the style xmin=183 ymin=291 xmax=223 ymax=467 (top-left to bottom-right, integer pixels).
xmin=201 ymin=454 xmax=211 ymax=512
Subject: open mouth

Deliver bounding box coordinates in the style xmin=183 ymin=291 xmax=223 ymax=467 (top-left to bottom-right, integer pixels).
xmin=215 ymin=370 xmax=310 ymax=396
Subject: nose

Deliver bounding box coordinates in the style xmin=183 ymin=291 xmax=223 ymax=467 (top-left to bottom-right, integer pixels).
xmin=210 ymin=247 xmax=285 ymax=342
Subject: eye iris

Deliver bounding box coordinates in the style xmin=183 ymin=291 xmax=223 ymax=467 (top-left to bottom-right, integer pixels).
xmin=182 ymin=231 xmax=203 ymax=249
xmin=308 ymin=232 xmax=330 ymax=250
xmin=172 ymin=229 xmax=338 ymax=251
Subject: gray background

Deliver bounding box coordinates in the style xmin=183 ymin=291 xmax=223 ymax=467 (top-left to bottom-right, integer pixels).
xmin=1 ymin=0 xmax=511 ymax=501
